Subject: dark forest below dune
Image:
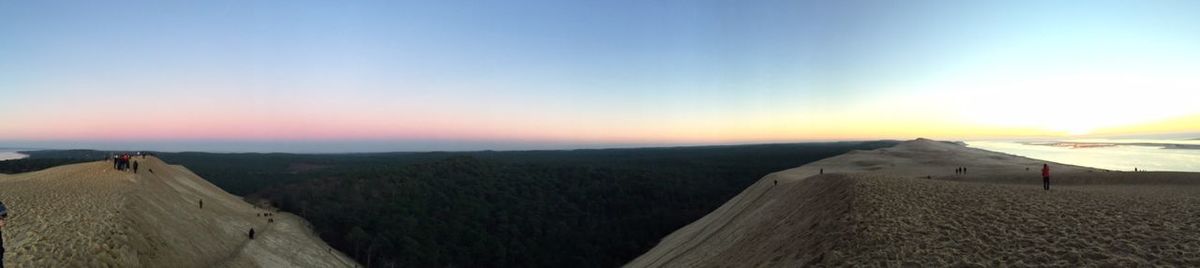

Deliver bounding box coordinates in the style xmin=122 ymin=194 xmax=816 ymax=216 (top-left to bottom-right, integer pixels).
xmin=9 ymin=141 xmax=897 ymax=267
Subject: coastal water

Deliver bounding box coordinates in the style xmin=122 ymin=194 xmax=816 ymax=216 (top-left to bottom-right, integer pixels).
xmin=967 ymin=140 xmax=1200 ymax=172
xmin=0 ymin=150 xmax=29 ymax=161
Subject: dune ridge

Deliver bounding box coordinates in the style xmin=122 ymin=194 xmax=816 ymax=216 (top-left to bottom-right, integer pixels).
xmin=0 ymin=157 xmax=357 ymax=267
xmin=628 ymin=139 xmax=1200 ymax=267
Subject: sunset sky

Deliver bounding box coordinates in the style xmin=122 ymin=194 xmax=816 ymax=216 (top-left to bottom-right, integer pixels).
xmin=2 ymin=1 xmax=1198 ymax=152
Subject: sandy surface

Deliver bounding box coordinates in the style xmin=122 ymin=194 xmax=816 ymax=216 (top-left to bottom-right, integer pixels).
xmin=627 ymin=139 xmax=1200 ymax=267
xmin=0 ymin=157 xmax=358 ymax=267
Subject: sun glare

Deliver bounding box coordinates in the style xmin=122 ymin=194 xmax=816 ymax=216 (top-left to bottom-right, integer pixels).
xmin=1063 ymin=127 xmax=1092 ymax=136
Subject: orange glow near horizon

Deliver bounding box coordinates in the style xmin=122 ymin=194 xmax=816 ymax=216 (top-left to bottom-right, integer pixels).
xmin=8 ymin=111 xmax=1184 ymax=144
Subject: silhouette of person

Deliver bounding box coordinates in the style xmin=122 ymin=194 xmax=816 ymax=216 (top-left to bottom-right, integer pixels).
xmin=1042 ymin=164 xmax=1051 ymax=190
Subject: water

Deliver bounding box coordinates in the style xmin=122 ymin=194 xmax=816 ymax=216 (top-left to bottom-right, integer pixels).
xmin=967 ymin=140 xmax=1200 ymax=172
xmin=0 ymin=150 xmax=29 ymax=161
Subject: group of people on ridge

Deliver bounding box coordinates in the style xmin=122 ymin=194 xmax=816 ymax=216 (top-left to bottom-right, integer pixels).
xmin=111 ymin=153 xmax=140 ymax=173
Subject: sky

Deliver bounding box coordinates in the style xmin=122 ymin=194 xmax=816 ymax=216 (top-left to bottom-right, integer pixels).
xmin=2 ymin=0 xmax=1199 ymax=152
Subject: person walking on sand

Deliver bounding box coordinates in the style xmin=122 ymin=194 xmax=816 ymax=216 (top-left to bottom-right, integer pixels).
xmin=1042 ymin=164 xmax=1051 ymax=190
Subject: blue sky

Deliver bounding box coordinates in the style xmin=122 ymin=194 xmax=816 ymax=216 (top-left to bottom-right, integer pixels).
xmin=2 ymin=0 xmax=1198 ymax=152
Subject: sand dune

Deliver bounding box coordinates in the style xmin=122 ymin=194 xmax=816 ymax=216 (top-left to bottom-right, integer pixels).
xmin=627 ymin=139 xmax=1200 ymax=267
xmin=0 ymin=157 xmax=358 ymax=267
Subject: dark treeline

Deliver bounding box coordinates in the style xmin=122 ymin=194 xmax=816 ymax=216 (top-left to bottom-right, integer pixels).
xmin=12 ymin=141 xmax=898 ymax=267
xmin=162 ymin=141 xmax=898 ymax=267
xmin=0 ymin=158 xmax=94 ymax=174
xmin=20 ymin=149 xmax=112 ymax=160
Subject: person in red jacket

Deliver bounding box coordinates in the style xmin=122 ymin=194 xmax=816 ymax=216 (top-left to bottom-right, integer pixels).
xmin=1041 ymin=164 xmax=1051 ymax=190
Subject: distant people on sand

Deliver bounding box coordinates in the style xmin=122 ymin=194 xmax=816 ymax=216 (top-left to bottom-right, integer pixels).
xmin=132 ymin=161 xmax=139 ymax=174
xmin=249 ymin=228 xmax=255 ymax=240
xmin=1042 ymin=164 xmax=1051 ymax=190
xmin=199 ymin=199 xmax=204 ymax=209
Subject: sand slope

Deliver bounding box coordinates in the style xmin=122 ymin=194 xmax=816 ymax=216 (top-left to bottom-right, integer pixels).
xmin=627 ymin=139 xmax=1200 ymax=267
xmin=0 ymin=157 xmax=358 ymax=267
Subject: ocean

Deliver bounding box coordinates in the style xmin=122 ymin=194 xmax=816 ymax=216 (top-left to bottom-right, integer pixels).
xmin=967 ymin=139 xmax=1200 ymax=172
xmin=0 ymin=150 xmax=29 ymax=161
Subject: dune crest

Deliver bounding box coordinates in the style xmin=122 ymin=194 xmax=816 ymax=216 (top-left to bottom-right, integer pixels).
xmin=628 ymin=139 xmax=1200 ymax=267
xmin=0 ymin=157 xmax=357 ymax=267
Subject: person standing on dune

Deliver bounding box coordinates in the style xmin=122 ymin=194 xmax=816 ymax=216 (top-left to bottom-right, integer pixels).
xmin=1042 ymin=164 xmax=1051 ymax=190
